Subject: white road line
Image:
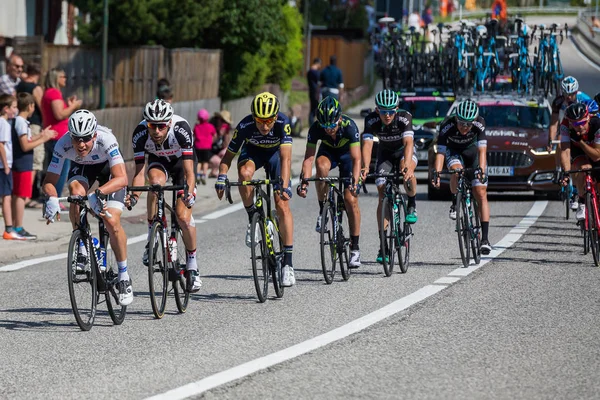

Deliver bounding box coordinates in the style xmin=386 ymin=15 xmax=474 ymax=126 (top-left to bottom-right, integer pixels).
xmin=145 ymin=285 xmax=448 ymax=400
xmin=145 ymin=200 xmax=548 ymax=400
xmin=569 ymin=37 xmax=600 ymax=72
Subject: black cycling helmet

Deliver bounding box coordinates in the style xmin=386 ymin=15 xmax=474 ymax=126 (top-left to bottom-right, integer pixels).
xmin=594 ymin=92 xmax=600 ymax=107
xmin=565 ymin=102 xmax=589 ymax=122
xmin=316 ymin=96 xmax=342 ymax=126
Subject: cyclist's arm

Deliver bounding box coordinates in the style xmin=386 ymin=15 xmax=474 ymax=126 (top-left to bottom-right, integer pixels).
xmin=548 ymin=112 xmax=559 ymax=142
xmin=43 ymin=139 xmax=66 ymax=196
xmin=361 ymin=136 xmax=373 ymax=170
xmin=350 ymin=143 xmax=361 ymax=185
xmin=301 ymin=144 xmax=317 ymax=180
xmin=182 ymin=158 xmax=196 ymax=193
xmin=560 ymin=143 xmax=571 ymax=171
xmin=218 ymin=150 xmax=235 ymax=175
xmin=42 ymin=172 xmax=60 ymax=197
xmin=280 ymin=144 xmax=292 ymax=190
xmin=403 ymin=135 xmax=415 ymax=171
xmin=434 ymin=151 xmax=445 ymax=173
xmin=100 ymin=163 xmax=128 ymax=195
xmin=478 ymin=145 xmax=488 ymax=171
xmin=130 ymin=163 xmax=146 ymax=199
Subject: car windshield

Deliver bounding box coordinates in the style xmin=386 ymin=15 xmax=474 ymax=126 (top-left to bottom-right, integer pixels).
xmin=399 ymin=99 xmax=453 ymax=119
xmin=479 ymin=105 xmax=550 ymax=129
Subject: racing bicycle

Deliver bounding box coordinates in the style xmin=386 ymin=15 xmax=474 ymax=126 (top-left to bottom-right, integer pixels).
xmin=449 ymin=168 xmax=482 ymax=268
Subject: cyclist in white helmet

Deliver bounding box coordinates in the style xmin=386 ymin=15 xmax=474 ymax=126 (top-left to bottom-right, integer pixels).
xmin=42 ymin=109 xmax=133 ymax=305
xmin=128 ymin=99 xmax=202 ymax=293
xmin=549 ymin=76 xmax=592 ymax=211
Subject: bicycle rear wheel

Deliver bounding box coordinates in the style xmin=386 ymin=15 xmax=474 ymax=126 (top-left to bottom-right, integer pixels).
xmin=104 ymin=232 xmax=126 ymax=325
xmin=67 ymin=231 xmax=97 ymax=331
xmin=470 ymin=196 xmax=482 ymax=265
xmin=251 ymin=212 xmax=269 ymax=302
xmin=173 ymin=227 xmax=190 ymax=313
xmin=148 ymin=221 xmax=168 ymax=319
xmin=397 ymin=202 xmax=410 ymax=274
xmin=269 ymin=211 xmax=284 ymax=298
xmin=320 ymin=202 xmax=336 ymax=284
xmin=586 ymin=193 xmax=600 ymax=266
xmin=338 ymin=207 xmax=350 ymax=281
xmin=380 ymin=197 xmax=396 ymax=277
xmin=456 ymin=192 xmax=471 ymax=268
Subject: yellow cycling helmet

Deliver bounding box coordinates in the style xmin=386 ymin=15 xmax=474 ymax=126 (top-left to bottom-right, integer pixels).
xmin=251 ymin=92 xmax=280 ymax=119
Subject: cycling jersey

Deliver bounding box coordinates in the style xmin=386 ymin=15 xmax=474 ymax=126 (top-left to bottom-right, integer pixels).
xmin=307 ymin=115 xmax=360 ymax=152
xmin=552 ymin=91 xmax=592 ymax=115
xmin=132 ymin=114 xmax=194 ymax=165
xmin=559 ymin=116 xmax=600 ymax=151
xmin=362 ymin=110 xmax=414 ymax=151
xmin=48 ymin=125 xmax=124 ymax=175
xmin=227 ymin=112 xmax=292 ymax=154
xmin=437 ymin=116 xmax=487 ymax=153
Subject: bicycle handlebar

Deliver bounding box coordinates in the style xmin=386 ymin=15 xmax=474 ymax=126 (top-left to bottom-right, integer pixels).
xmin=224 ymin=178 xmax=282 ymax=205
xmin=57 ymin=195 xmax=112 ymax=219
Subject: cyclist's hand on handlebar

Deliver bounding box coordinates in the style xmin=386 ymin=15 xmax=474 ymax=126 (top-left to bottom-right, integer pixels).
xmin=431 ymin=170 xmax=441 ymax=188
xmin=125 ymin=193 xmax=139 ymax=210
xmin=360 ymin=167 xmax=369 ymax=182
xmin=280 ymin=186 xmax=293 ymax=201
xmin=403 ymin=166 xmax=415 ymax=182
xmin=475 ymin=168 xmax=488 ymax=184
xmin=296 ymin=181 xmax=308 ymax=198
xmin=88 ymin=190 xmax=108 ymax=217
xmin=182 ymin=187 xmax=196 ymax=208
xmin=43 ymin=196 xmax=60 ymax=224
xmin=215 ymin=174 xmax=227 ymax=200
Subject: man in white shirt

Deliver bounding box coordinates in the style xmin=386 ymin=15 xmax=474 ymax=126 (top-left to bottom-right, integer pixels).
xmin=0 ymin=55 xmax=23 ymax=96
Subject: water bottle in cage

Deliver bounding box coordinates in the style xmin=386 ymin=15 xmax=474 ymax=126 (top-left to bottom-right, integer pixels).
xmin=266 ymin=219 xmax=275 ymax=239
xmin=92 ymin=237 xmax=106 ymax=272
xmin=168 ymin=236 xmax=177 ymax=263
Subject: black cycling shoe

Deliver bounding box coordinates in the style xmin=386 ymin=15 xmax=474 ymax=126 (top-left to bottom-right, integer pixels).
xmin=480 ymin=240 xmax=492 ymax=255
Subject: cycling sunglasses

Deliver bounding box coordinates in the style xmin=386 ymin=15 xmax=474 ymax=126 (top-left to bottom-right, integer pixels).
xmin=72 ymin=134 xmax=94 ymax=143
xmin=254 ymin=116 xmax=277 ymax=125
xmin=147 ymin=122 xmax=169 ymax=130
xmin=457 ymin=120 xmax=473 ymax=128
xmin=571 ymin=119 xmax=588 ymax=127
xmin=319 ymin=121 xmax=338 ymax=129
xmin=377 ymin=108 xmax=397 ymax=116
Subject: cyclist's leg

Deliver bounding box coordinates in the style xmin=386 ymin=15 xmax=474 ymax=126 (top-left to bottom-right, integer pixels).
xmin=447 ymin=148 xmax=463 ymax=211
xmin=146 ymin=156 xmax=168 ymax=237
xmin=171 ymin=158 xmax=197 ymax=260
xmin=66 ymin=163 xmax=94 ymax=231
xmin=340 ymin=151 xmax=361 ymax=261
xmin=315 ymin=148 xmax=333 ymax=231
xmin=400 ymin=150 xmax=418 ymax=223
xmin=237 ymin=146 xmax=258 ymax=210
xmin=375 ymin=149 xmax=393 ymax=234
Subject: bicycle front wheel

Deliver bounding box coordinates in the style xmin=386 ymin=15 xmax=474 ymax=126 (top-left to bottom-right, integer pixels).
xmin=104 ymin=232 xmax=126 ymax=325
xmin=251 ymin=212 xmax=269 ymax=302
xmin=173 ymin=227 xmax=190 ymax=313
xmin=397 ymin=202 xmax=410 ymax=274
xmin=67 ymin=231 xmax=97 ymax=331
xmin=587 ymin=193 xmax=600 ymax=266
xmin=456 ymin=192 xmax=471 ymax=268
xmin=320 ymin=201 xmax=336 ymax=284
xmin=338 ymin=206 xmax=351 ymax=281
xmin=380 ymin=197 xmax=396 ymax=277
xmin=269 ymin=211 xmax=284 ymax=298
xmin=148 ymin=221 xmax=168 ymax=319
xmin=470 ymin=196 xmax=482 ymax=265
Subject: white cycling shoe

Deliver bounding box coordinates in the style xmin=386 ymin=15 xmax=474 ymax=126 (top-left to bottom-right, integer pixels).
xmin=282 ymin=265 xmax=296 ymax=287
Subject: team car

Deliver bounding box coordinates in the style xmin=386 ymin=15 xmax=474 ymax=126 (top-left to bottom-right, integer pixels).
xmin=427 ymin=95 xmax=558 ymax=199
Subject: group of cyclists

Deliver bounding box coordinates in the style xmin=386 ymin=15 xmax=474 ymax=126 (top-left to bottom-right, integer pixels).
xmin=39 ymin=72 xmax=598 ymax=307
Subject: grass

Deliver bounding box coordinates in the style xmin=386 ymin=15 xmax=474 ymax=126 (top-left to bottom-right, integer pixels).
xmin=288 ymin=88 xmax=309 ymax=107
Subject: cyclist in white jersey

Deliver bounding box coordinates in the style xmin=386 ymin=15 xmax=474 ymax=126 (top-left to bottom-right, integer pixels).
xmin=128 ymin=99 xmax=202 ymax=293
xmin=42 ymin=110 xmax=133 ymax=305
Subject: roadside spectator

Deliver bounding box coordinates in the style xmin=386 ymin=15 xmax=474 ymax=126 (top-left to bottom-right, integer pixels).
xmin=157 ymin=78 xmax=173 ymax=103
xmin=193 ymin=108 xmax=216 ymax=185
xmin=408 ymin=11 xmax=421 ymax=31
xmin=0 ymin=94 xmax=20 ymax=239
xmin=320 ymin=55 xmax=344 ymax=102
xmin=0 ymin=54 xmax=24 ymax=96
xmin=41 ymin=68 xmax=81 ymax=198
xmin=591 ymin=16 xmax=600 ymax=37
xmin=10 ymin=93 xmax=57 ymax=240
xmin=422 ymin=4 xmax=433 ymax=27
xmin=307 ymin=57 xmax=322 ymax=123
xmin=208 ymin=110 xmax=232 ymax=177
xmin=16 ymin=64 xmax=44 ymax=206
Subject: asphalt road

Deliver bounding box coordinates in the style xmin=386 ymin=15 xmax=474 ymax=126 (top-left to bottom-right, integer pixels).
xmin=1 ymin=15 xmax=600 ymax=400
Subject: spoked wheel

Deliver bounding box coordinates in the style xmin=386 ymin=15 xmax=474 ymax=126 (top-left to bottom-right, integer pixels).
xmin=470 ymin=196 xmax=482 ymax=265
xmin=173 ymin=228 xmax=190 ymax=313
xmin=104 ymin=232 xmax=126 ymax=325
xmin=320 ymin=202 xmax=337 ymax=284
xmin=586 ymin=193 xmax=600 ymax=266
xmin=250 ymin=212 xmax=269 ymax=302
xmin=380 ymin=197 xmax=396 ymax=277
xmin=67 ymin=231 xmax=97 ymax=331
xmin=338 ymin=206 xmax=351 ymax=281
xmin=269 ymin=211 xmax=284 ymax=298
xmin=583 ymin=219 xmax=590 ymax=255
xmin=562 ymin=187 xmax=570 ymax=220
xmin=148 ymin=222 xmax=168 ymax=319
xmin=396 ymin=202 xmax=410 ymax=274
xmin=456 ymin=192 xmax=471 ymax=268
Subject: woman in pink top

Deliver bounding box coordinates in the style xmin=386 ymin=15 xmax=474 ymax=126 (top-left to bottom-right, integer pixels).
xmin=41 ymin=68 xmax=81 ymax=197
xmin=194 ymin=109 xmax=217 ymax=185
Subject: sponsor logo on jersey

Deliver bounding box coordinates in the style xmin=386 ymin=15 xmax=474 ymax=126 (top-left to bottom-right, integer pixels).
xmin=174 ymin=125 xmax=191 ymax=141
xmin=109 ymin=149 xmax=120 ymax=157
xmin=92 ymin=154 xmax=100 ymax=160
xmin=133 ymin=129 xmax=147 ymax=144
xmin=51 ymin=156 xmax=59 ymax=163
xmin=441 ymin=123 xmax=453 ymax=134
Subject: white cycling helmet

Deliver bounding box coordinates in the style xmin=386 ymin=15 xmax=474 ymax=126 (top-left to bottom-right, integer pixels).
xmin=68 ymin=110 xmax=97 ymax=138
xmin=561 ymin=76 xmax=579 ymax=95
xmin=476 ymin=25 xmax=487 ymax=38
xmin=143 ymin=99 xmax=174 ymax=122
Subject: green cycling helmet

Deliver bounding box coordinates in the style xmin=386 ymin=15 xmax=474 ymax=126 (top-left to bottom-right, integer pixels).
xmin=455 ymin=99 xmax=479 ymax=122
xmin=375 ymin=89 xmax=399 ymax=109
xmin=317 ymin=96 xmax=342 ymax=126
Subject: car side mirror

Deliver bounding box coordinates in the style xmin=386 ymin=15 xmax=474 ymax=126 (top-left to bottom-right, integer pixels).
xmin=360 ymin=108 xmax=372 ymax=118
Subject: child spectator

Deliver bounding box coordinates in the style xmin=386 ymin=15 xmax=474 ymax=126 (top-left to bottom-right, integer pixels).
xmin=0 ymin=94 xmax=20 ymax=239
xmin=11 ymin=93 xmax=57 ymax=239
xmin=193 ymin=109 xmax=216 ymax=185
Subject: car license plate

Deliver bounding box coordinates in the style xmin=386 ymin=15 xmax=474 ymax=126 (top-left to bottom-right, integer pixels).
xmin=488 ymin=166 xmax=514 ymax=176
xmin=416 ymin=150 xmax=428 ymax=160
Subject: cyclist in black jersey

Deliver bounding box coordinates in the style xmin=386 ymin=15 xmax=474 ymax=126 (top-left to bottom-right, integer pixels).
xmin=128 ymin=99 xmax=202 ymax=293
xmin=214 ymin=92 xmax=296 ymax=287
xmin=432 ymin=99 xmax=492 ymax=255
xmin=297 ymin=97 xmax=362 ymax=267
xmin=361 ymin=89 xmax=418 ymax=264
xmin=559 ymin=102 xmax=600 ymax=221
